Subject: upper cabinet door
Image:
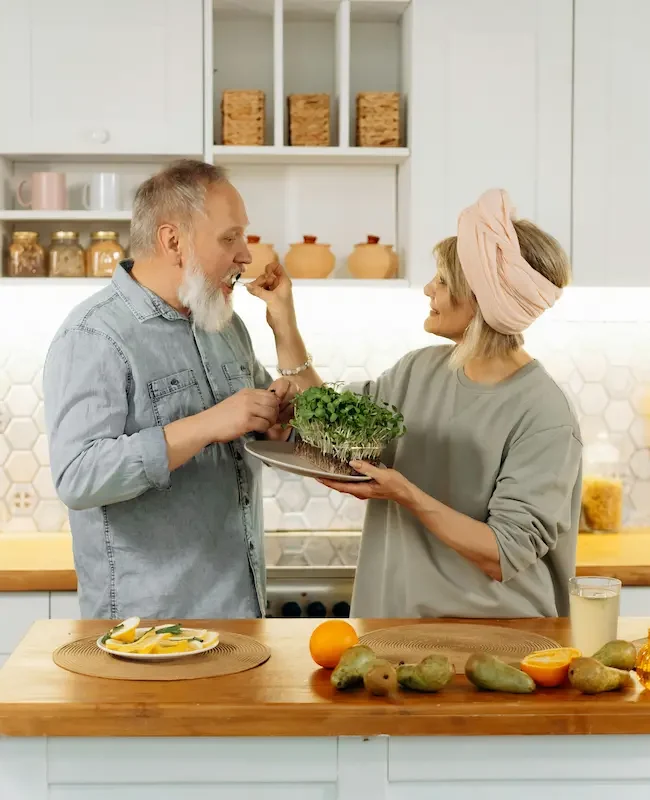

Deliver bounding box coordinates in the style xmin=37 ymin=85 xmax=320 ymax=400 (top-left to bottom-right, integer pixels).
xmin=0 ymin=0 xmax=203 ymax=156
xmin=573 ymin=0 xmax=650 ymax=287
xmin=406 ymin=0 xmax=572 ymax=286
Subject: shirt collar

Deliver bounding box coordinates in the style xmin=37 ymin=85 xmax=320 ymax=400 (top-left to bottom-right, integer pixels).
xmin=112 ymin=260 xmax=188 ymax=323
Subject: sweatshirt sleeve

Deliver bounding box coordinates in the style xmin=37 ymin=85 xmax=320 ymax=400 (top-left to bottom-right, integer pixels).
xmin=44 ymin=327 xmax=171 ymax=511
xmin=343 ymin=357 xmax=409 ymax=404
xmin=487 ymin=425 xmax=582 ymax=582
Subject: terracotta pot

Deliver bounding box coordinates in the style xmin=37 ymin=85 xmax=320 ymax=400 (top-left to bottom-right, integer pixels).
xmin=284 ymin=235 xmax=335 ymax=279
xmin=384 ymin=244 xmax=399 ymax=278
xmin=347 ymin=235 xmax=395 ymax=279
xmin=245 ymin=235 xmax=277 ymax=279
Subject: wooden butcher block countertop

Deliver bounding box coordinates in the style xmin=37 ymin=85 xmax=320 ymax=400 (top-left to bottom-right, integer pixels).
xmin=3 ymin=530 xmax=650 ymax=591
xmin=1 ymin=617 xmax=650 ymax=737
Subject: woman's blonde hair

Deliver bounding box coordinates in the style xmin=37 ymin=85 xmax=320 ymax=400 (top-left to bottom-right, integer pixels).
xmin=434 ymin=219 xmax=571 ymax=369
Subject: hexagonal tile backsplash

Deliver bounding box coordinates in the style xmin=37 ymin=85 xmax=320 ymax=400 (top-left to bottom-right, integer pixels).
xmin=1 ymin=286 xmax=650 ymax=563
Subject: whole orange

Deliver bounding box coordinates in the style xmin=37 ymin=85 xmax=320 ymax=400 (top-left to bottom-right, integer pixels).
xmin=309 ymin=620 xmax=359 ymax=669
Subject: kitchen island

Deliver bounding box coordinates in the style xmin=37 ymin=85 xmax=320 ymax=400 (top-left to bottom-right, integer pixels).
xmin=2 ymin=617 xmax=650 ymax=799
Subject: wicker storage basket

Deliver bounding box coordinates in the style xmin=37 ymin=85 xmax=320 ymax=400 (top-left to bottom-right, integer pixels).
xmin=356 ymin=92 xmax=400 ymax=147
xmin=288 ymin=94 xmax=330 ymax=146
xmin=221 ymin=89 xmax=265 ymax=146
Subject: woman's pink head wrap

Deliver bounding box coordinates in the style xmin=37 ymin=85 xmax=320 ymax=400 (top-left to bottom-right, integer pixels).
xmin=456 ymin=188 xmax=562 ymax=335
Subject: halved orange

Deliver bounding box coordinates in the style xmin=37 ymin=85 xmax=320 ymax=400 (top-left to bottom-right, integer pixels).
xmin=520 ymin=647 xmax=582 ymax=687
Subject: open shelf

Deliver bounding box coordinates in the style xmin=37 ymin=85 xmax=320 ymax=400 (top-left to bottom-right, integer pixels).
xmin=212 ymin=0 xmax=276 ymax=146
xmin=0 ymin=211 xmax=131 ymax=222
xmin=210 ymin=0 xmax=410 ymax=151
xmin=212 ymin=144 xmax=408 ymax=164
xmin=0 ymin=277 xmax=409 ymax=288
xmin=208 ymin=0 xmax=412 ymax=280
xmin=350 ymin=0 xmax=408 ymax=147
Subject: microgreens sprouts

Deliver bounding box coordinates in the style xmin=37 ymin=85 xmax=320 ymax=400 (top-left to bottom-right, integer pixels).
xmin=291 ymin=384 xmax=406 ymax=468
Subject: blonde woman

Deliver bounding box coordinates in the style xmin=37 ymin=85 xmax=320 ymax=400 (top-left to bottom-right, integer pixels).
xmin=248 ymin=189 xmax=582 ymax=619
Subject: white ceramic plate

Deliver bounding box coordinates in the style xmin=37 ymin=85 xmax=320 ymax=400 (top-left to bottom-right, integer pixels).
xmin=96 ymin=627 xmax=220 ymax=661
xmin=244 ymin=440 xmax=372 ymax=482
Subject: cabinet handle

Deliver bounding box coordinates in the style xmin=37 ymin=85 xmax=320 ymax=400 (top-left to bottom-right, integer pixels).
xmin=89 ymin=129 xmax=110 ymax=144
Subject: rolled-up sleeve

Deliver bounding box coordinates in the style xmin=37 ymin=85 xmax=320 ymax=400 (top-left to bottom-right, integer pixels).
xmin=487 ymin=425 xmax=582 ymax=582
xmin=43 ymin=327 xmax=171 ymax=511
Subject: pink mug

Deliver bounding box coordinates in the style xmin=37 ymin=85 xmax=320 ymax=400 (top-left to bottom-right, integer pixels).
xmin=17 ymin=172 xmax=67 ymax=210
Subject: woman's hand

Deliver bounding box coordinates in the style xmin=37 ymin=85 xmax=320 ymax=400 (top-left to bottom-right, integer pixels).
xmin=318 ymin=460 xmax=415 ymax=504
xmin=247 ymin=261 xmax=322 ymax=391
xmin=246 ymin=262 xmax=296 ymax=331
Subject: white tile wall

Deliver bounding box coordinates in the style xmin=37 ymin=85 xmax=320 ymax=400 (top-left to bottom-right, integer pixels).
xmin=1 ymin=282 xmax=649 ymax=542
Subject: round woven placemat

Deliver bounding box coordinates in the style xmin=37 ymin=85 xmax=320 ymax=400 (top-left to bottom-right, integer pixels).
xmin=360 ymin=623 xmax=560 ymax=673
xmin=53 ymin=631 xmax=270 ymax=681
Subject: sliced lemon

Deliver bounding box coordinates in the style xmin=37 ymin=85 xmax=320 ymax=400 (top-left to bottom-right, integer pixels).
xmin=134 ymin=627 xmax=156 ymax=642
xmin=104 ymin=633 xmax=165 ymax=654
xmin=152 ymin=639 xmax=191 ymax=655
xmin=200 ymin=631 xmax=219 ymax=650
xmin=101 ymin=616 xmax=141 ymax=644
xmin=175 ymin=628 xmax=208 ymax=640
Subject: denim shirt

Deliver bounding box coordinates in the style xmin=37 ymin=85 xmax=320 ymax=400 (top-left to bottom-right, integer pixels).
xmin=43 ymin=261 xmax=272 ymax=620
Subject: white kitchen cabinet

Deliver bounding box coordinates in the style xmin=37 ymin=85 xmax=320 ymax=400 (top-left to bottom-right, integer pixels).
xmin=5 ymin=734 xmax=650 ymax=799
xmin=406 ymin=0 xmax=572 ymax=286
xmin=0 ymin=0 xmax=203 ymax=156
xmin=0 ymin=591 xmax=49 ymax=656
xmin=49 ymin=591 xmax=80 ymax=620
xmin=620 ymin=587 xmax=650 ymax=618
xmin=573 ymin=0 xmax=650 ymax=286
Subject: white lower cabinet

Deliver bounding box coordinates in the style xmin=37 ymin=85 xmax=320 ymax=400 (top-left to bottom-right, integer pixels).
xmin=49 ymin=592 xmax=81 ymax=621
xmin=619 ymin=586 xmax=650 ymax=618
xmin=0 ymin=590 xmax=78 ymax=664
xmin=0 ymin=592 xmax=49 ymax=658
xmin=3 ymin=735 xmax=650 ymax=799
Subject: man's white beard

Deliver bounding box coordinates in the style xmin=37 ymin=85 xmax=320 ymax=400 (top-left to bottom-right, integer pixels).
xmin=177 ymin=258 xmax=234 ymax=333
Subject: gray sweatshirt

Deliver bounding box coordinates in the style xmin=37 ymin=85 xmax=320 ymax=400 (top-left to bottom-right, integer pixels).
xmin=347 ymin=345 xmax=582 ymax=619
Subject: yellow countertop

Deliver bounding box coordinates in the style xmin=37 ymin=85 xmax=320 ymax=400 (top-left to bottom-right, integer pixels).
xmin=2 ymin=530 xmax=650 ymax=592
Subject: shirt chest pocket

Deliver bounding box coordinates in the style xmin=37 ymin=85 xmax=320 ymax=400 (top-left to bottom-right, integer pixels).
xmin=222 ymin=360 xmax=254 ymax=396
xmin=148 ymin=369 xmax=207 ymax=427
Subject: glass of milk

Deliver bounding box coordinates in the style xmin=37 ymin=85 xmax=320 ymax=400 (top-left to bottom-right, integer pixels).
xmin=569 ymin=576 xmax=621 ymax=656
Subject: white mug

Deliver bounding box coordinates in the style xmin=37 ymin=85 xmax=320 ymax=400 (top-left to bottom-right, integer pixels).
xmin=83 ymin=172 xmax=120 ymax=211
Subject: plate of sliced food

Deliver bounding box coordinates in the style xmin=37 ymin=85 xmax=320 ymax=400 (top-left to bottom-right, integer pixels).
xmin=96 ymin=617 xmax=220 ymax=661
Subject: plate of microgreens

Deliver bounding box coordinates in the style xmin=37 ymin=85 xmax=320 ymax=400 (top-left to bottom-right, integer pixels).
xmin=245 ymin=384 xmax=406 ymax=482
xmin=96 ymin=617 xmax=220 ymax=660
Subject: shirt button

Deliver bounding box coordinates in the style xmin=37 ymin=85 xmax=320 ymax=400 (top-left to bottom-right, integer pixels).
xmin=249 ymin=542 xmax=254 ymax=551
xmin=170 ymin=378 xmax=180 ymax=387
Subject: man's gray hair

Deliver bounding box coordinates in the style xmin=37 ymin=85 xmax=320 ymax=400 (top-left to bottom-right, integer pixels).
xmin=130 ymin=159 xmax=228 ymax=257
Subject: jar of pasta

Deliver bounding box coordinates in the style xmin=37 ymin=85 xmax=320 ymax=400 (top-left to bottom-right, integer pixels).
xmin=48 ymin=231 xmax=85 ymax=277
xmin=86 ymin=231 xmax=125 ymax=278
xmin=6 ymin=231 xmax=47 ymax=277
xmin=581 ymin=432 xmax=625 ymax=533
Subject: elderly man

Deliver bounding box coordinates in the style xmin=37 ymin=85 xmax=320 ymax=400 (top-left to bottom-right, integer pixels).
xmin=43 ymin=160 xmax=294 ymax=619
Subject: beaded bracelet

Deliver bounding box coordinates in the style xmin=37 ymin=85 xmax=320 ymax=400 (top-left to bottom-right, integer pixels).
xmin=277 ymin=353 xmax=313 ymax=377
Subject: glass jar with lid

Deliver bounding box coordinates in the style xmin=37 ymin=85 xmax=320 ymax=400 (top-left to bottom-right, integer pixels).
xmin=581 ymin=431 xmax=627 ymax=533
xmin=48 ymin=231 xmax=85 ymax=277
xmin=6 ymin=231 xmax=47 ymax=277
xmin=86 ymin=230 xmax=125 ymax=278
